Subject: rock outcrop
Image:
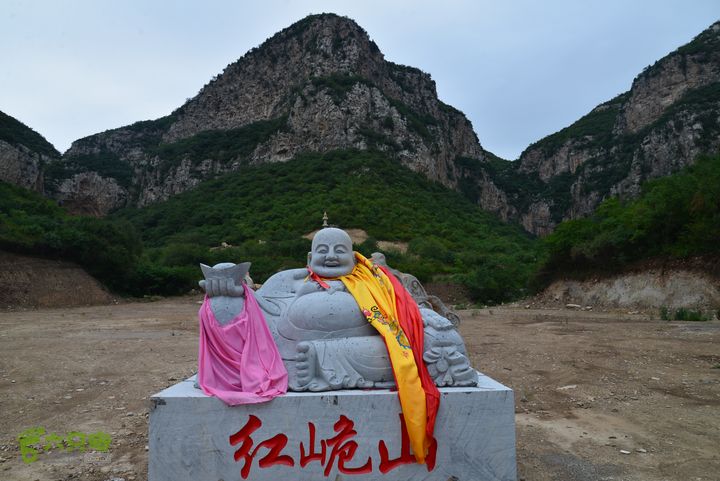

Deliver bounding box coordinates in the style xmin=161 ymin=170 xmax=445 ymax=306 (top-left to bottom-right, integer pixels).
xmin=47 ymin=14 xmax=485 ymax=214
xmin=0 ymin=140 xmax=44 ymax=191
xmin=0 ymin=110 xmax=59 ymax=191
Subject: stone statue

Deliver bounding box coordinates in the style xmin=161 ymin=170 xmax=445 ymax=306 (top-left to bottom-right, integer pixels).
xmin=199 ymin=227 xmax=477 ymax=391
xmin=370 ymin=252 xmax=462 ymax=327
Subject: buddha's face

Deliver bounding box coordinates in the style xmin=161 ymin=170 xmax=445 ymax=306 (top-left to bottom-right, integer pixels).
xmin=308 ymin=228 xmax=355 ymax=277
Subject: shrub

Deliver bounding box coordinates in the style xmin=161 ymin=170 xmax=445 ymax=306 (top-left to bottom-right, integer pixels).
xmin=673 ymin=308 xmax=709 ymax=322
xmin=660 ymin=307 xmax=711 ymax=322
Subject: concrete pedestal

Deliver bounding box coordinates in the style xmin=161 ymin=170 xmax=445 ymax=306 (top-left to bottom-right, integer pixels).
xmin=149 ymin=373 xmax=516 ymax=481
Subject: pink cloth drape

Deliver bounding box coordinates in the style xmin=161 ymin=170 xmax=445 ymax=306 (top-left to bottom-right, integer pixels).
xmin=197 ymin=284 xmax=288 ymax=404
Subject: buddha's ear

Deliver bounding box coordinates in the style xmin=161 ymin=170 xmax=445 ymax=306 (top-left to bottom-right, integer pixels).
xmin=307 ymin=251 xmax=312 ymax=266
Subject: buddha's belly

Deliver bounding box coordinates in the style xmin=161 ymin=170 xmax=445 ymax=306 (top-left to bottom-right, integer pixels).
xmin=286 ymin=291 xmax=375 ymax=336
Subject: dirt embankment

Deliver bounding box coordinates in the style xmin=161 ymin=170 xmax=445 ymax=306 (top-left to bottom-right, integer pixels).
xmin=534 ymin=264 xmax=720 ymax=312
xmin=0 ymin=251 xmax=113 ymax=309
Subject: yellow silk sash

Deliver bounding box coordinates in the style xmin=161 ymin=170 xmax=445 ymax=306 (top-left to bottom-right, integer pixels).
xmin=338 ymin=253 xmax=429 ymax=463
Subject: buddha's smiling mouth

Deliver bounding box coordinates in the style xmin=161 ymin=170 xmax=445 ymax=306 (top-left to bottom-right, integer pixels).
xmin=324 ymin=260 xmax=340 ymax=267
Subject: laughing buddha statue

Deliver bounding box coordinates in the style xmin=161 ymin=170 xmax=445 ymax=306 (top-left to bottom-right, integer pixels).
xmin=200 ymin=227 xmax=478 ymax=391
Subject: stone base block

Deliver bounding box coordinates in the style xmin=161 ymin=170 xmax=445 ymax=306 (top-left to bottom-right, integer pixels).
xmin=149 ymin=372 xmax=516 ymax=481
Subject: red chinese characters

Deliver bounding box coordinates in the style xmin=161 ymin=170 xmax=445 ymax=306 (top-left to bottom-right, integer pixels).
xmin=324 ymin=415 xmax=372 ymax=475
xmin=299 ymin=421 xmax=325 ymax=467
xmin=379 ymin=414 xmax=437 ymax=473
xmin=229 ymin=413 xmax=437 ymax=478
xmin=229 ymin=415 xmax=295 ymax=479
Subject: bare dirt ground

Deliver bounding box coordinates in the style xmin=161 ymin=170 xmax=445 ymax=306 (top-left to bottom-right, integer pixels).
xmin=1 ymin=297 xmax=719 ymax=481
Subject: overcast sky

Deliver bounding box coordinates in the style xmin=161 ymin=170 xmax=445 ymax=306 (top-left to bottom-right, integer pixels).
xmin=1 ymin=1 xmax=718 ymax=160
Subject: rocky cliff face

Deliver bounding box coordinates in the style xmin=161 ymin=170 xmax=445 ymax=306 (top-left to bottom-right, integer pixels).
xmin=48 ymin=14 xmax=484 ymax=214
xmin=0 ymin=110 xmax=59 ymax=192
xmin=467 ymin=21 xmax=720 ymax=235
xmin=0 ymin=140 xmax=45 ymax=191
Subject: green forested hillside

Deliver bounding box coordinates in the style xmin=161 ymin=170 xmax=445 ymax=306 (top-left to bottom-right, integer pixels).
xmin=6 ymin=148 xmax=717 ymax=303
xmin=2 ymin=149 xmax=541 ymax=302
xmin=0 ymin=181 xmax=141 ymax=291
xmin=536 ymin=154 xmax=720 ymax=284
xmin=113 ymin=150 xmax=541 ymax=303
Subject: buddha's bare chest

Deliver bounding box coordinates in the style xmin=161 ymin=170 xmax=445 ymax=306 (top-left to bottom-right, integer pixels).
xmin=286 ymin=281 xmax=370 ymax=332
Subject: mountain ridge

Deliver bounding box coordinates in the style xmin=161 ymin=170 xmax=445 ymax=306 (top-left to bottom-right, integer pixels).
xmin=4 ymin=15 xmax=719 ymax=238
xmin=469 ymin=20 xmax=720 ymax=235
xmin=46 ymin=13 xmax=485 ymax=215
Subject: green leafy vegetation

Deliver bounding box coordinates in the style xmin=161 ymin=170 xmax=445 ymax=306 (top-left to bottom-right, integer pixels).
xmin=44 ymin=151 xmax=134 ymax=189
xmin=123 ymin=114 xmax=178 ymax=148
xmin=311 ymin=74 xmax=373 ymax=104
xmin=113 ymin=149 xmax=541 ymax=303
xmin=536 ymin=154 xmax=720 ymax=285
xmin=0 ymin=110 xmax=60 ymax=158
xmin=356 ymin=126 xmax=401 ymax=151
xmin=675 ymin=22 xmax=720 ymax=56
xmin=0 ymin=181 xmax=142 ymax=293
xmin=386 ymin=97 xmax=437 ymax=140
xmin=660 ymin=306 xmax=711 ymax=322
xmin=457 ymin=155 xmax=574 ymax=222
xmin=151 ymin=116 xmax=288 ymax=172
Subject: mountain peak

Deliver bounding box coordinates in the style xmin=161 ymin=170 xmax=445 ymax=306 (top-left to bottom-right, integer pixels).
xmin=240 ymin=13 xmax=384 ymax=74
xmin=272 ymin=13 xmax=377 ymax=49
xmin=163 ymin=13 xmax=398 ymax=141
xmin=51 ymin=14 xmax=484 ymax=215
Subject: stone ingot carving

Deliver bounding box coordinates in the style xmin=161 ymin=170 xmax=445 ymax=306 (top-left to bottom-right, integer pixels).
xmin=199 ymin=227 xmax=477 ymax=391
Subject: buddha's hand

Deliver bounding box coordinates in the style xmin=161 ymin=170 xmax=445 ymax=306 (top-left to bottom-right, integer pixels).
xmin=198 ymin=278 xmax=245 ymax=298
xmin=326 ymin=282 xmax=342 ymax=295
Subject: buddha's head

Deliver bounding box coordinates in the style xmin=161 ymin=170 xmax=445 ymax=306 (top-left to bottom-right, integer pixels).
xmin=308 ymin=227 xmax=355 ymax=277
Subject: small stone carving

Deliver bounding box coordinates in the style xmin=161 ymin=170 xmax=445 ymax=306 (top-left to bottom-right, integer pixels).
xmin=370 ymin=252 xmax=461 ymax=327
xmin=199 ymin=227 xmax=477 ymax=391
